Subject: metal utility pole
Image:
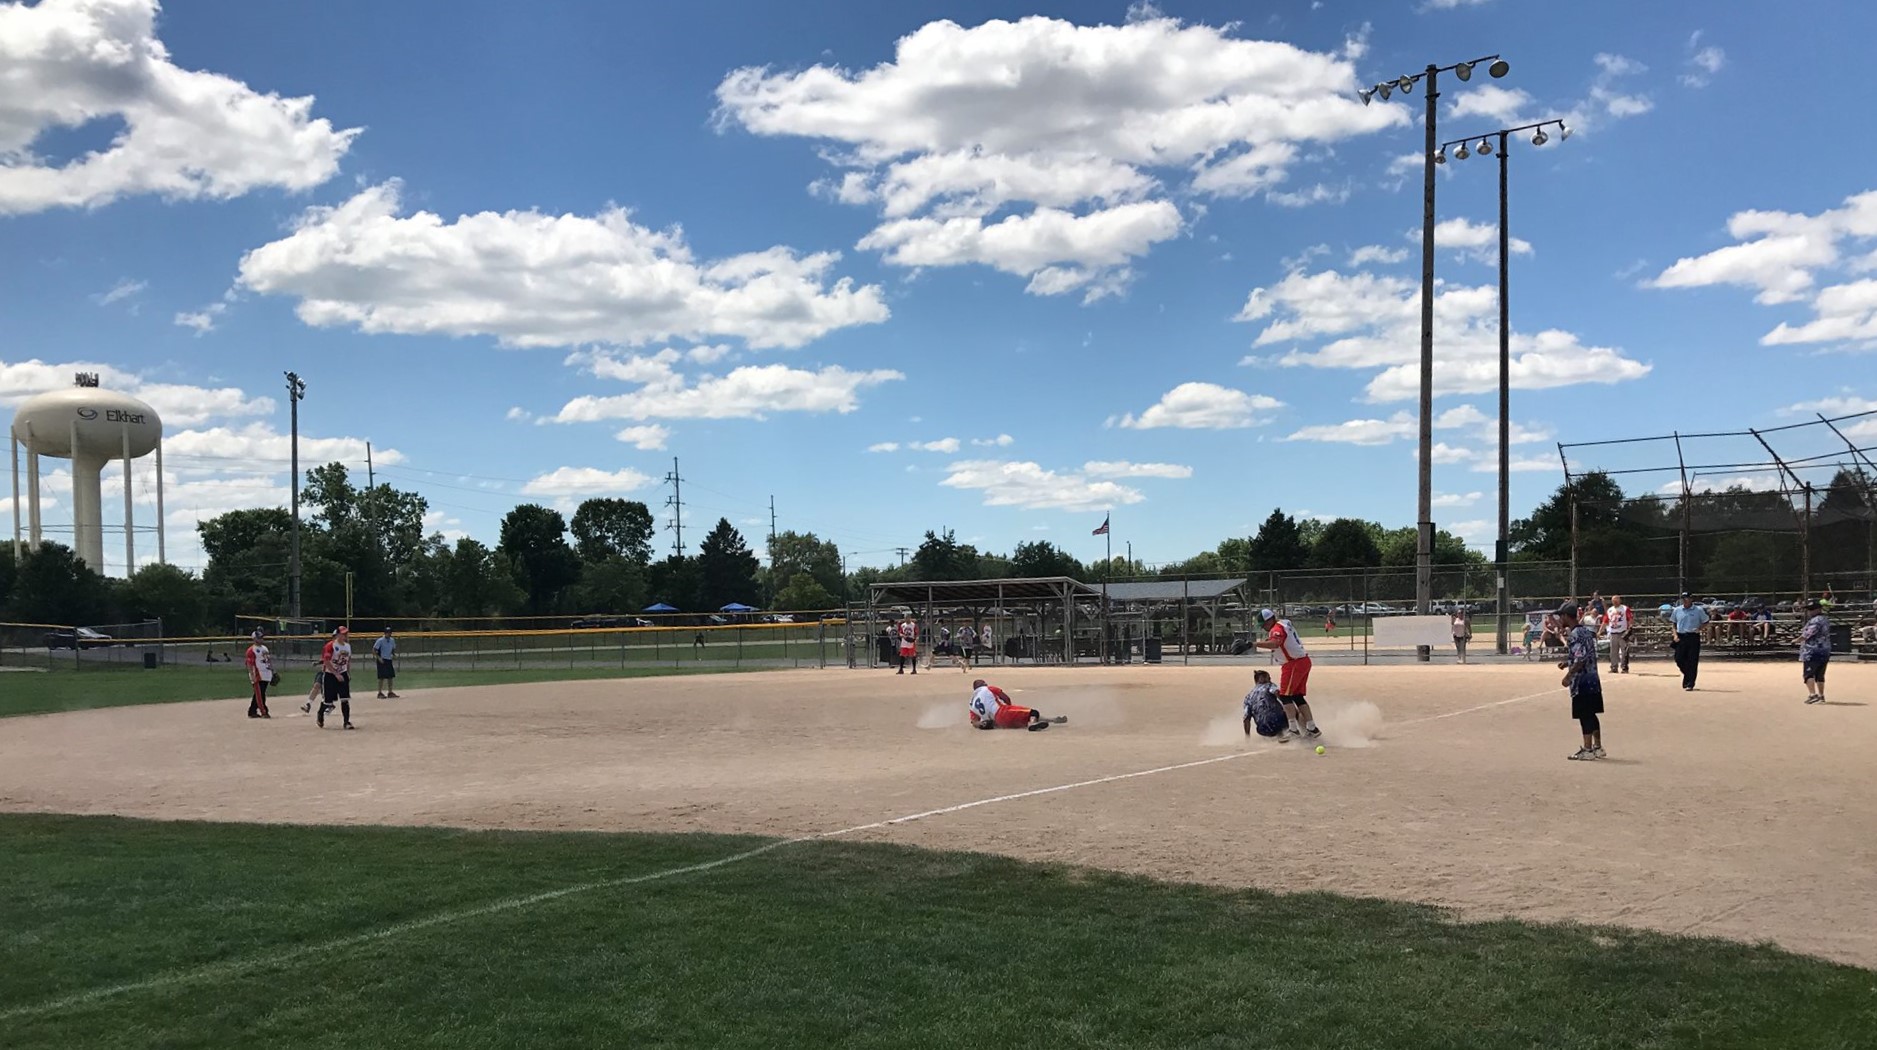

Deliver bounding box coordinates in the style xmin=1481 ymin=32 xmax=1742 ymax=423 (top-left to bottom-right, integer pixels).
xmin=895 ymin=546 xmax=910 ymax=567
xmin=1435 ymin=118 xmax=1567 ymax=652
xmin=1361 ymin=53 xmax=1509 ymax=662
xmin=285 ymin=371 xmax=306 ymax=620
xmin=768 ymin=495 xmax=778 ymax=607
xmin=663 ymin=457 xmax=684 ymax=558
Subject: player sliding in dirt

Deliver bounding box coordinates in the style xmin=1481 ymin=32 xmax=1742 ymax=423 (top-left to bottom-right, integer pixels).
xmin=969 ymin=679 xmax=1068 ymax=731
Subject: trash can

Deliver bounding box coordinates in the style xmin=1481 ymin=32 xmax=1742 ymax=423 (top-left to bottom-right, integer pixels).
xmin=1831 ymin=624 xmax=1852 ymax=653
xmin=142 ymin=650 xmax=158 ymax=670
xmin=1144 ymin=637 xmax=1163 ymax=664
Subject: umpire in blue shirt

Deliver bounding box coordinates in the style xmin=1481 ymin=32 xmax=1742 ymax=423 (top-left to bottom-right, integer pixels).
xmin=1669 ymin=593 xmax=1711 ymax=691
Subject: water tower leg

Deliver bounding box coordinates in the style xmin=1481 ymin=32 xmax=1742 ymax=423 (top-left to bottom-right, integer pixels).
xmin=9 ymin=433 xmax=19 ymax=561
xmin=155 ymin=439 xmax=166 ymax=565
xmin=123 ymin=426 xmax=135 ymax=575
xmin=27 ymin=449 xmax=41 ymax=546
xmin=71 ymin=454 xmax=105 ymax=571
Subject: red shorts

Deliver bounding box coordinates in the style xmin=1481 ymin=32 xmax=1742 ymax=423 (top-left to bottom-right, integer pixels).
xmin=1279 ymin=656 xmax=1312 ymax=698
xmin=992 ymin=705 xmax=1035 ymax=729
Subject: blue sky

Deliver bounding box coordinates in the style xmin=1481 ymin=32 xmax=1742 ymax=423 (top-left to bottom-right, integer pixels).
xmin=4 ymin=0 xmax=1875 ymax=576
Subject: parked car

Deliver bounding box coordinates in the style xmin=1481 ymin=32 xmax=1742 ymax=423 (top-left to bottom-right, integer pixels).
xmin=44 ymin=627 xmax=111 ymax=649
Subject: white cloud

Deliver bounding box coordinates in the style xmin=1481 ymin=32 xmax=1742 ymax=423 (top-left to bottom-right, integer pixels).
xmin=613 ymin=424 xmax=671 ymax=451
xmin=1082 ymin=460 xmax=1193 ymax=479
xmin=1652 ymin=190 xmax=1877 ymax=346
xmin=1472 ymin=454 xmax=1558 ymax=474
xmin=867 ymin=442 xmax=900 ymax=453
xmin=0 ymin=0 xmax=357 ymax=215
xmin=939 ymin=459 xmax=1145 ymax=512
xmin=1267 ymin=182 xmax=1350 ymax=208
xmin=1433 ymin=491 xmax=1482 ymax=508
xmin=163 ymin=423 xmax=401 ymax=468
xmin=1112 ymin=382 xmax=1282 ymax=429
xmin=91 ymin=278 xmax=145 ymax=306
xmin=1584 ymin=53 xmax=1652 ymax=120
xmin=715 ymin=13 xmax=1401 ymax=296
xmin=1429 ymin=443 xmax=1475 ymax=464
xmin=1782 ymin=393 xmax=1877 ymax=417
xmin=1448 ymin=84 xmax=1532 ymax=124
xmin=1286 ymin=414 xmax=1414 ymax=445
xmin=856 ymin=201 xmax=1184 ymax=301
xmin=1419 ymin=0 xmax=1492 ymax=8
xmin=505 ymin=406 xmax=532 ymax=422
xmin=553 ymin=352 xmax=902 ymax=423
xmin=1681 ymin=33 xmax=1726 ymax=88
xmin=173 ymin=302 xmax=226 ymax=334
xmin=1433 ymin=404 xmax=1488 ymax=428
xmin=1414 ymin=217 xmax=1533 ymax=264
xmin=520 ymin=466 xmax=656 ymax=497
xmin=685 ymin=344 xmax=733 ymax=365
xmin=970 ymin=433 xmax=1016 ymax=447
xmin=238 ymin=180 xmax=891 ymax=350
xmin=0 ymin=356 xmax=272 ymax=426
xmin=1238 ymin=268 xmax=1650 ymax=401
xmin=1348 ymin=244 xmax=1407 ymax=266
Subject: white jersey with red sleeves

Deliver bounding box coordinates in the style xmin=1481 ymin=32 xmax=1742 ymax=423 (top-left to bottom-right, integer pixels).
xmin=969 ymin=684 xmax=1011 ymax=721
xmin=245 ymin=643 xmax=273 ymax=683
xmin=1268 ymin=619 xmax=1308 ymax=663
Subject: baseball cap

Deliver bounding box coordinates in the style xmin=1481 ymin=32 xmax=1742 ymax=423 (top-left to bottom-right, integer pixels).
xmin=336 ymin=626 xmax=349 ymax=635
xmin=251 ymin=629 xmax=263 ymax=640
xmin=1556 ymin=601 xmax=1580 ymax=618
xmin=1679 ymin=592 xmax=1693 ymax=599
xmin=1259 ymin=608 xmax=1275 ymax=621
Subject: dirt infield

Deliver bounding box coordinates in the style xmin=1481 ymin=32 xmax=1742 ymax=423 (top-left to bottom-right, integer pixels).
xmin=2 ymin=658 xmax=1872 ymax=967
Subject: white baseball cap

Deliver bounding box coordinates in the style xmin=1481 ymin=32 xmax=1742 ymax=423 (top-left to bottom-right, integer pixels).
xmin=1259 ymin=608 xmax=1275 ymax=621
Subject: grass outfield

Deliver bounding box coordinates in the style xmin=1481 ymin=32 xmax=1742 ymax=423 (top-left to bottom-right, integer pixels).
xmin=0 ymin=664 xmax=753 ymax=719
xmin=1 ymin=816 xmax=1870 ymax=1049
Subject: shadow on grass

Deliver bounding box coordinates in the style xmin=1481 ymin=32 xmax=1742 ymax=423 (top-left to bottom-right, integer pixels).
xmin=1 ymin=814 xmax=1871 ymax=1050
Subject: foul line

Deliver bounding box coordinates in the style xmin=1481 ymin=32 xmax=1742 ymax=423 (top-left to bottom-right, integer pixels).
xmin=1 ymin=685 xmax=1558 ymax=1021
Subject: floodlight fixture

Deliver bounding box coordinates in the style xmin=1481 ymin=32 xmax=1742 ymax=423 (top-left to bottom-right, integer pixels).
xmin=1398 ymin=75 xmax=1415 ymax=93
xmin=1378 ymin=82 xmax=1393 ymax=101
xmin=1532 ymin=128 xmax=1549 ymax=146
xmin=1488 ymin=59 xmax=1510 ymax=78
xmin=1434 ymin=147 xmax=1447 ymax=165
xmin=1455 ymin=61 xmax=1473 ymax=81
xmin=1359 ymin=88 xmax=1374 ymax=105
xmin=1455 ymin=141 xmax=1470 ymax=159
xmin=1477 ymin=138 xmax=1494 ymax=155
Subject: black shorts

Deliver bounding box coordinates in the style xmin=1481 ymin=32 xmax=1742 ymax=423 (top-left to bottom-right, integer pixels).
xmin=1803 ymin=654 xmax=1828 ymax=682
xmin=376 ymin=659 xmax=396 ymax=680
xmin=1570 ymin=685 xmax=1604 ymax=720
xmin=322 ymin=672 xmax=351 ymax=703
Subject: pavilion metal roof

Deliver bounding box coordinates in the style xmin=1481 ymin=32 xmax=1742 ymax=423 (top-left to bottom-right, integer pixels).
xmin=868 ymin=577 xmax=1095 ymax=606
xmin=1089 ymin=579 xmax=1249 ymax=603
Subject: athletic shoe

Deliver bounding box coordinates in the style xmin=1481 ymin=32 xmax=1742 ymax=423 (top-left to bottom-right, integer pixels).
xmin=376 ymin=693 xmax=385 ymax=699
xmin=1591 ymin=746 xmax=1606 ymax=758
xmin=1286 ymin=726 xmax=1302 ymax=738
xmin=1805 ymin=696 xmax=1823 ymax=705
xmin=1568 ymin=747 xmax=1597 ymax=761
xmin=1304 ymin=726 xmax=1322 ymax=739
xmin=301 ymin=702 xmax=312 ymax=714
xmin=1026 ymin=722 xmax=1049 ymax=731
xmin=1050 ymin=715 xmax=1068 ymax=724
xmin=387 ymin=692 xmax=400 ymax=698
xmin=343 ymin=722 xmax=356 ymax=730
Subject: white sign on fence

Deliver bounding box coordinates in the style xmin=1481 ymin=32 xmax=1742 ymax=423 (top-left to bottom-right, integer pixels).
xmin=1370 ymin=615 xmax=1459 ymax=649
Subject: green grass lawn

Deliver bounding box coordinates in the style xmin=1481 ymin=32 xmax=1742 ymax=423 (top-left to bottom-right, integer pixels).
xmin=1 ymin=815 xmax=1870 ymax=1049
xmin=0 ymin=663 xmax=756 ymax=719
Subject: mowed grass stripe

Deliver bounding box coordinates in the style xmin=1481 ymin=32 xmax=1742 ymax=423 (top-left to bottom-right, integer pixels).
xmin=1 ymin=815 xmax=1872 ymax=1050
xmin=0 ymin=663 xmax=761 ymax=718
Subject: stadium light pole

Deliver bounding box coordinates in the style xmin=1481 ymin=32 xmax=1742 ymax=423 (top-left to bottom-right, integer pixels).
xmin=1362 ymin=54 xmax=1509 ymax=660
xmin=285 ymin=371 xmax=306 ymax=621
xmin=1435 ymin=118 xmax=1569 ymax=653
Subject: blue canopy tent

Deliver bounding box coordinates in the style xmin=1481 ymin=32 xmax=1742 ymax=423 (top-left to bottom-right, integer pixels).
xmin=643 ymin=602 xmax=678 ymax=613
xmin=720 ymin=602 xmax=758 ymax=613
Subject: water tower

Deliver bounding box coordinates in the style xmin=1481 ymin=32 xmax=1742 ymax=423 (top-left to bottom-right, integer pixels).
xmin=9 ymin=373 xmax=166 ymax=574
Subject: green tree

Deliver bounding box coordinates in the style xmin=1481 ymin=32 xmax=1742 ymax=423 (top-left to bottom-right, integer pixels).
xmin=1311 ymin=518 xmax=1383 ymax=569
xmin=122 ymin=563 xmax=207 ymax=634
xmin=695 ymin=519 xmax=761 ymax=610
xmin=4 ymin=543 xmax=114 ymax=625
xmin=570 ymin=499 xmax=656 ymax=566
xmin=576 ymin=556 xmax=648 ymax=614
xmin=911 ymin=529 xmax=980 ymax=580
xmin=497 ymin=504 xmax=581 ymax=614
xmin=198 ymin=508 xmax=297 ymax=626
xmin=646 ymin=555 xmax=700 ymax=611
xmin=1247 ymin=510 xmax=1308 ymax=572
xmin=441 ymin=538 xmax=523 ymax=618
xmin=769 ymin=531 xmax=843 ymax=599
xmin=775 ymin=571 xmax=837 ymax=611
xmin=1009 ymin=540 xmax=1084 ymax=579
xmin=198 ymin=508 xmax=295 ymax=565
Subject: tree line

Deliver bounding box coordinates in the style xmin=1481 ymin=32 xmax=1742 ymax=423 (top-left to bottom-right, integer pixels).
xmin=2 ymin=461 xmax=1868 ymax=634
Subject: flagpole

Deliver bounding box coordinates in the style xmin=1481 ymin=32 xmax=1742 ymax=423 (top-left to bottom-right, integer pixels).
xmin=1103 ymin=509 xmax=1111 ymax=665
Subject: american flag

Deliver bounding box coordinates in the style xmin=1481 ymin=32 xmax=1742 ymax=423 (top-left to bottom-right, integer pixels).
xmin=1091 ymin=515 xmax=1110 ymax=536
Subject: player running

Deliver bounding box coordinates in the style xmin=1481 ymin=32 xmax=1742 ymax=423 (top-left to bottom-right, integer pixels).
xmin=968 ymin=679 xmax=1067 ymax=731
xmin=244 ymin=629 xmax=274 ymax=719
xmin=1253 ymin=609 xmax=1320 ymax=739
